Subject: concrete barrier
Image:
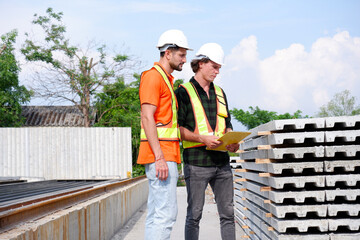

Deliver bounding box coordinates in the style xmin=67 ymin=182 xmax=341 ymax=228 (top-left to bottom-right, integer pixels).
xmin=0 ymin=178 xmax=148 ymax=240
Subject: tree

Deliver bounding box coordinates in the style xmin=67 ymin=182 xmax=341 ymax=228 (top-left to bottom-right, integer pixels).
xmin=94 ymin=73 xmax=141 ymax=165
xmin=0 ymin=30 xmax=31 ymax=127
xmin=230 ymin=106 xmax=307 ymax=130
xmin=317 ymin=90 xmax=360 ymax=117
xmin=174 ymin=78 xmax=184 ymax=90
xmin=21 ymin=8 xmax=138 ymax=127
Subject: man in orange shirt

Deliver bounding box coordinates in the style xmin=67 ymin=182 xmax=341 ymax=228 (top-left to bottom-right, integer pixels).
xmin=137 ymin=29 xmax=192 ymax=240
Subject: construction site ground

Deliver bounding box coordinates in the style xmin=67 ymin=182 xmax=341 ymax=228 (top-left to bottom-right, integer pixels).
xmin=111 ymin=186 xmax=245 ymax=240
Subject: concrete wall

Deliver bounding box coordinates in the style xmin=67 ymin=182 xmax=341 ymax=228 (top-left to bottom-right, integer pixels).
xmin=0 ymin=178 xmax=149 ymax=240
xmin=0 ymin=127 xmax=132 ymax=180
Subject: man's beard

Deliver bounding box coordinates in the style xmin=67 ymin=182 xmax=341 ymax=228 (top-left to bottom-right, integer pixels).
xmin=170 ymin=62 xmax=183 ymax=71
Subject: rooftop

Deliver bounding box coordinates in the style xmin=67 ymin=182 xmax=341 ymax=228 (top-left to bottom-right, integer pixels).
xmin=21 ymin=106 xmax=96 ymax=127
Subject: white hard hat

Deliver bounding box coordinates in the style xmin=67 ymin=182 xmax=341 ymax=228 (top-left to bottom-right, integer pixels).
xmin=195 ymin=43 xmax=225 ymax=65
xmin=157 ymin=29 xmax=192 ymax=51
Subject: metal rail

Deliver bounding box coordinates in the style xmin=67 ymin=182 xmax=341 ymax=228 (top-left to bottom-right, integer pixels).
xmin=0 ymin=177 xmax=26 ymax=185
xmin=0 ymin=180 xmax=108 ymax=210
xmin=0 ymin=176 xmax=146 ymax=232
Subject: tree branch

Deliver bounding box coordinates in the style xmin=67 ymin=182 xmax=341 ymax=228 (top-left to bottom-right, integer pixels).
xmin=97 ymin=104 xmax=126 ymax=123
xmin=0 ymin=45 xmax=6 ymax=55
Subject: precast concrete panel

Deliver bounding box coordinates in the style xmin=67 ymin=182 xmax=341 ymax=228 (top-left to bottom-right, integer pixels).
xmin=329 ymin=233 xmax=360 ymax=240
xmin=325 ymin=130 xmax=360 ymax=143
xmin=240 ymin=146 xmax=325 ymax=160
xmin=245 ymin=118 xmax=325 ymax=140
xmin=241 ymin=161 xmax=324 ymax=174
xmin=325 ymin=115 xmax=360 ymax=128
xmin=0 ymin=127 xmax=132 ymax=180
xmin=327 ymin=204 xmax=360 ymax=217
xmin=235 ymin=116 xmax=360 ymax=238
xmin=325 ymin=145 xmax=360 ymax=157
xmin=324 ymin=160 xmax=360 ymax=172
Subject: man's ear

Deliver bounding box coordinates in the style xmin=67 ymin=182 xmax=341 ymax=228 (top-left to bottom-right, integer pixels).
xmin=198 ymin=60 xmax=204 ymax=69
xmin=164 ymin=49 xmax=172 ymax=60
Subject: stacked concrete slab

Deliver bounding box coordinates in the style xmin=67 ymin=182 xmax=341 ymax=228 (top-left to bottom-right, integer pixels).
xmin=234 ymin=116 xmax=360 ymax=240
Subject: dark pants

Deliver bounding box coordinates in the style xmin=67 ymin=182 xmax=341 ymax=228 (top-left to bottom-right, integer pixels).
xmin=184 ymin=163 xmax=235 ymax=240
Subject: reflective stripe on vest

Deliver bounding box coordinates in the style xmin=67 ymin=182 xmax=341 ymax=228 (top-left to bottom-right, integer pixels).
xmin=181 ymin=82 xmax=227 ymax=148
xmin=140 ymin=65 xmax=180 ymax=141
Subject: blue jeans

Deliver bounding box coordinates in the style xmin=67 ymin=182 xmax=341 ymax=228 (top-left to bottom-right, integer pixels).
xmin=145 ymin=161 xmax=179 ymax=240
xmin=184 ymin=164 xmax=235 ymax=240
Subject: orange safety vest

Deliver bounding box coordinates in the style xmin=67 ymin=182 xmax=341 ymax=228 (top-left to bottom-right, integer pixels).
xmin=181 ymin=82 xmax=228 ymax=148
xmin=140 ymin=65 xmax=180 ymax=141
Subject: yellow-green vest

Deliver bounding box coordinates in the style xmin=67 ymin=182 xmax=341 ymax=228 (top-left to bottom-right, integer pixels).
xmin=140 ymin=65 xmax=180 ymax=141
xmin=181 ymin=82 xmax=228 ymax=148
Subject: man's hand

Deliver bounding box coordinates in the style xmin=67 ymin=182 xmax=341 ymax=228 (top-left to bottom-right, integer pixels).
xmin=226 ymin=143 xmax=240 ymax=153
xmin=155 ymin=158 xmax=169 ymax=181
xmin=202 ymin=135 xmax=223 ymax=149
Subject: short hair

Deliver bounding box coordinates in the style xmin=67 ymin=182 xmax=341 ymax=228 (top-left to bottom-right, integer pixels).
xmin=190 ymin=58 xmax=210 ymax=73
xmin=160 ymin=46 xmax=180 ymax=57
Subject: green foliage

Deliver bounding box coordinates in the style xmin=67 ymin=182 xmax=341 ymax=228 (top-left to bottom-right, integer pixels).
xmin=230 ymin=106 xmax=307 ymax=130
xmin=228 ymin=152 xmax=239 ymax=157
xmin=94 ymin=73 xmax=141 ymax=164
xmin=317 ymin=90 xmax=360 ymax=117
xmin=21 ymin=8 xmax=133 ymax=127
xmin=22 ymin=8 xmax=76 ymax=64
xmin=0 ymin=30 xmax=31 ymax=127
xmin=132 ymin=164 xmax=145 ymax=178
xmin=177 ymin=175 xmax=186 ymax=186
xmin=114 ymin=54 xmax=129 ymax=62
xmin=174 ymin=78 xmax=184 ymax=90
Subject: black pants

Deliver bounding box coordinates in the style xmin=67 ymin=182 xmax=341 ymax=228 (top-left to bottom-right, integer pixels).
xmin=184 ymin=163 xmax=235 ymax=240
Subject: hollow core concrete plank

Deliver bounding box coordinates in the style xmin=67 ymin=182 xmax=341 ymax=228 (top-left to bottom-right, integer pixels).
xmin=241 ymin=160 xmax=324 ymax=174
xmin=325 ymin=174 xmax=360 ymax=187
xmin=241 ymin=132 xmax=325 ymax=150
xmin=237 ymin=200 xmax=272 ymax=240
xmin=325 ymin=145 xmax=360 ymax=157
xmin=241 ymin=180 xmax=326 ymax=203
xmin=329 ymin=233 xmax=360 ymax=240
xmin=243 ymin=194 xmax=327 ymax=218
xmin=325 ymin=130 xmax=360 ymax=143
xmin=324 ymin=160 xmax=360 ymax=172
xmin=242 ymin=171 xmax=325 ymax=189
xmin=242 ymin=196 xmax=329 ymax=233
xmin=325 ymin=189 xmax=360 ymax=201
xmin=246 ymin=118 xmax=325 ymax=140
xmin=328 ymin=218 xmax=360 ymax=231
xmin=327 ymin=204 xmax=360 ymax=217
xmin=240 ymin=146 xmax=325 ymax=160
xmin=269 ymin=231 xmax=330 ymax=240
xmin=325 ymin=116 xmax=360 ymax=129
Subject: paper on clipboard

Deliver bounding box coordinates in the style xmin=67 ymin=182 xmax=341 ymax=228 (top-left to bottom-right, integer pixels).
xmin=206 ymin=131 xmax=251 ymax=152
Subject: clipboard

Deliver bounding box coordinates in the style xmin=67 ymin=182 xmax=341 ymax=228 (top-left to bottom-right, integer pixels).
xmin=206 ymin=131 xmax=251 ymax=152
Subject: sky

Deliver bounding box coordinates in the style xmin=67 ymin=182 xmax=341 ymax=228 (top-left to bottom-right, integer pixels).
xmin=1 ymin=0 xmax=360 ymax=130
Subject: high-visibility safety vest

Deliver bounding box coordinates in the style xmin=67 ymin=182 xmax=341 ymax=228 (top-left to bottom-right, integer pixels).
xmin=181 ymin=82 xmax=228 ymax=148
xmin=140 ymin=65 xmax=180 ymax=141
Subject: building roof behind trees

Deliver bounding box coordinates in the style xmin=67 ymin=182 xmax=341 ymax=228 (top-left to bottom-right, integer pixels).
xmin=21 ymin=106 xmax=96 ymax=127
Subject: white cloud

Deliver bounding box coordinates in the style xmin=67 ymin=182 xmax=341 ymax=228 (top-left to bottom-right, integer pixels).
xmin=221 ymin=31 xmax=360 ymax=116
xmin=312 ymin=89 xmax=330 ymax=108
xmin=226 ymin=35 xmax=259 ymax=69
xmin=221 ymin=36 xmax=261 ymax=110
